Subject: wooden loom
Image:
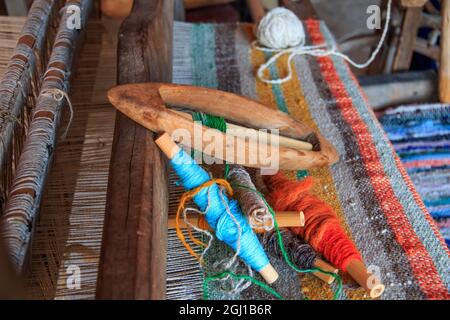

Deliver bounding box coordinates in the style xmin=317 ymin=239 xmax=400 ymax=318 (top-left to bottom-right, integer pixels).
xmin=0 ymin=0 xmax=446 ymax=300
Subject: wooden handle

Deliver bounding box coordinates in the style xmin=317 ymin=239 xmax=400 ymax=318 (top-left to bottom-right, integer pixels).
xmin=155 ymin=133 xmax=180 ymax=159
xmin=312 ymin=259 xmax=339 ymax=285
xmin=168 ymin=210 xmax=305 ymax=230
xmin=259 ymin=264 xmax=279 ymax=284
xmin=440 ymin=0 xmax=450 ymax=103
xmin=175 ymin=110 xmax=313 ymax=151
xmin=346 ymin=260 xmax=385 ymax=298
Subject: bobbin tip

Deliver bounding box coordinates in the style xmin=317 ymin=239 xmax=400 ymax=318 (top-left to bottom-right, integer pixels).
xmin=369 ymin=283 xmax=385 ymax=299
xmin=259 ymin=264 xmax=279 ymax=284
xmin=299 ymin=211 xmax=305 ymax=227
xmin=346 ymin=260 xmax=385 ymax=298
xmin=313 ymin=259 xmax=338 ymax=284
xmin=155 ymin=132 xmax=180 ymax=159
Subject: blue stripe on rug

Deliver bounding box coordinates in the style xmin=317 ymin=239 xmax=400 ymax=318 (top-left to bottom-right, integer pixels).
xmin=380 ymin=103 xmax=450 ymax=246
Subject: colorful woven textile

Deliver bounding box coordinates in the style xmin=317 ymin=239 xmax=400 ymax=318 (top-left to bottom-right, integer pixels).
xmin=380 ymin=104 xmax=450 ymax=249
xmin=169 ymin=21 xmax=450 ymax=300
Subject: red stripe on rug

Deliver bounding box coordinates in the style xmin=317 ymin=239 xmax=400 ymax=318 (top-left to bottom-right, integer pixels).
xmin=305 ymin=19 xmax=449 ymax=299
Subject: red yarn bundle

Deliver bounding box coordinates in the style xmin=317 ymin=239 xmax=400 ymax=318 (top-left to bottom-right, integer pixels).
xmin=264 ymin=172 xmax=362 ymax=272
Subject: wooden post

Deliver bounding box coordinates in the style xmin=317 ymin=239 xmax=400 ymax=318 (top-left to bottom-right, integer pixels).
xmin=96 ymin=0 xmax=172 ymax=300
xmin=440 ymin=0 xmax=450 ymax=103
xmin=392 ymin=7 xmax=423 ymax=71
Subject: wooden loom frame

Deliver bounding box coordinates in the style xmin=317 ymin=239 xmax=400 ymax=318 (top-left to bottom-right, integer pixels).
xmin=0 ymin=0 xmax=94 ymax=272
xmin=96 ymin=0 xmax=320 ymax=300
xmin=387 ymin=0 xmax=450 ymax=104
xmin=0 ymin=0 xmax=63 ymax=217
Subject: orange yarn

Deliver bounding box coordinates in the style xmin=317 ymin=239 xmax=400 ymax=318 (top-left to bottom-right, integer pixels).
xmin=264 ymin=172 xmax=362 ymax=271
xmin=176 ymin=178 xmax=233 ymax=263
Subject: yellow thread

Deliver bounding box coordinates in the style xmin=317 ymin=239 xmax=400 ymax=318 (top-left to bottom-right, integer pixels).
xmin=176 ymin=178 xmax=234 ymax=264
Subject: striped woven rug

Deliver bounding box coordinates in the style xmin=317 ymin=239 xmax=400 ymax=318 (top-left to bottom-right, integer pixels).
xmin=380 ymin=104 xmax=450 ymax=249
xmin=169 ymin=21 xmax=450 ymax=300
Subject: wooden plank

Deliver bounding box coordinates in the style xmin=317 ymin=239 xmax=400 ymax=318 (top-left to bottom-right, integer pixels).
xmin=281 ymin=0 xmax=318 ymax=20
xmin=440 ymin=0 xmax=450 ymax=103
xmin=96 ymin=0 xmax=172 ymax=300
xmin=392 ymin=7 xmax=423 ymax=71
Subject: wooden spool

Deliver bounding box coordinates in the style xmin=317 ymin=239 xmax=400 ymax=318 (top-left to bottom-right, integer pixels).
xmin=156 ymin=132 xmax=279 ymax=284
xmin=168 ymin=211 xmax=305 ymax=231
xmin=108 ymin=83 xmax=339 ymax=171
xmin=346 ymin=260 xmax=385 ymax=298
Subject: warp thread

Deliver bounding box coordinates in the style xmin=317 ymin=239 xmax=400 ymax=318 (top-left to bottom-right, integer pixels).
xmin=255 ymin=0 xmax=392 ymax=84
xmin=227 ymin=166 xmax=274 ymax=232
xmin=171 ymin=147 xmax=270 ymax=273
xmin=264 ymin=172 xmax=362 ymax=272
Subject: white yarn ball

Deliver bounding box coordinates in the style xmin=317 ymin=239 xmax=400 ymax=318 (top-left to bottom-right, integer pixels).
xmin=256 ymin=7 xmax=306 ymax=50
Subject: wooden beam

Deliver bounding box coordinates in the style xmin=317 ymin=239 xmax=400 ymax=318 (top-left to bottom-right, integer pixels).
xmin=96 ymin=0 xmax=172 ymax=300
xmin=414 ymin=37 xmax=440 ymax=61
xmin=359 ymin=70 xmax=438 ymax=110
xmin=440 ymin=0 xmax=450 ymax=103
xmin=392 ymin=7 xmax=423 ymax=71
xmin=281 ymin=0 xmax=318 ymax=20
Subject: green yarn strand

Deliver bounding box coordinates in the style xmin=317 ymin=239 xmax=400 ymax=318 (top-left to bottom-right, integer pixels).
xmin=203 ymin=271 xmax=284 ymax=300
xmin=193 ymin=112 xmax=227 ymax=133
xmin=193 ymin=112 xmax=230 ymax=178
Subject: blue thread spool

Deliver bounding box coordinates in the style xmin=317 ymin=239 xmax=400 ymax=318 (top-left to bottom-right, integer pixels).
xmin=156 ymin=133 xmax=278 ymax=284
